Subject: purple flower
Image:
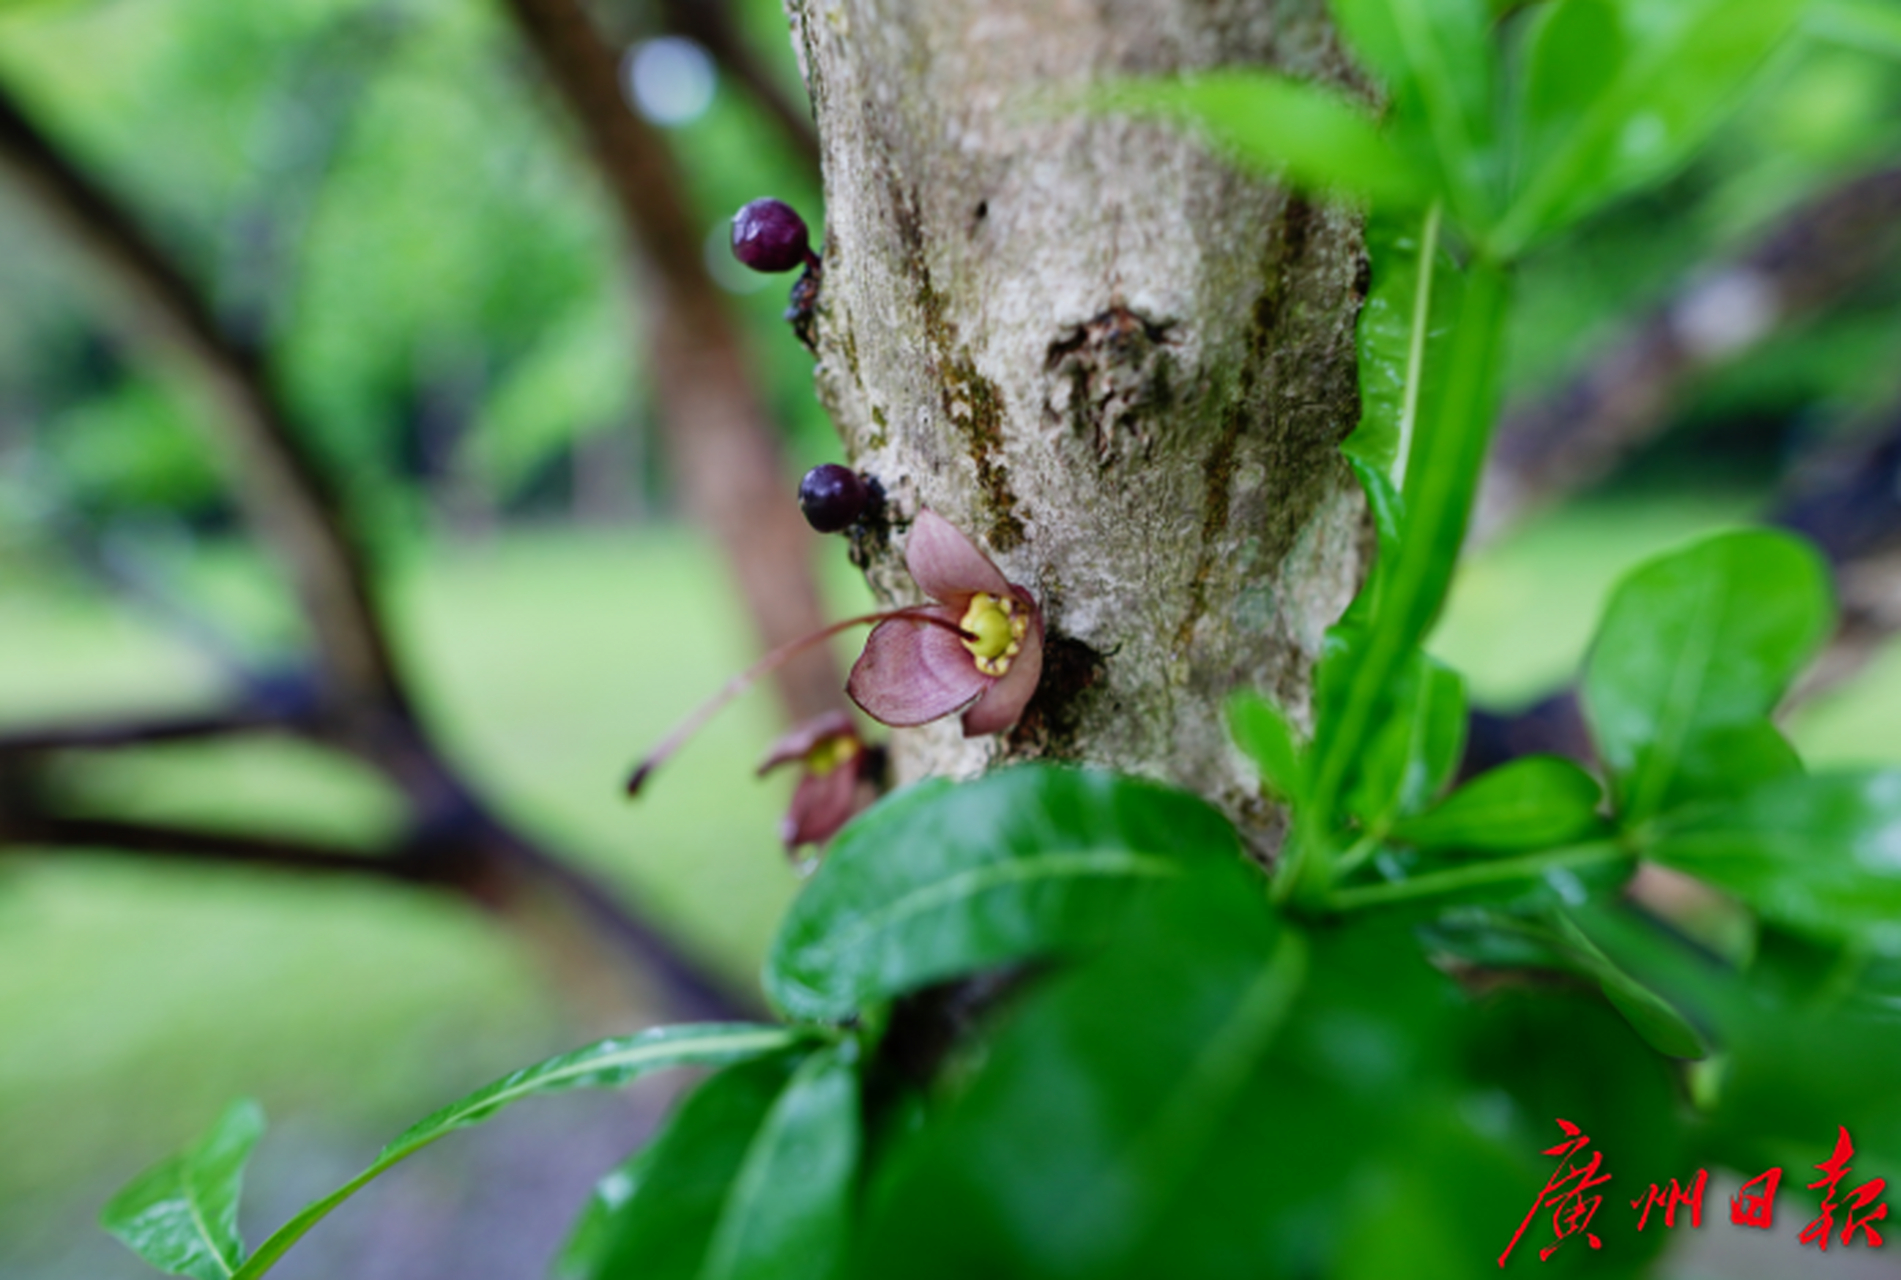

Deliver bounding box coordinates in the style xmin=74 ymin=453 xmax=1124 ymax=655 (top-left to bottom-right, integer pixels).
xmin=626 ymin=512 xmax=1039 ymax=806
xmin=847 ymin=510 xmax=1044 ymax=736
xmin=757 ymin=710 xmax=874 ymax=852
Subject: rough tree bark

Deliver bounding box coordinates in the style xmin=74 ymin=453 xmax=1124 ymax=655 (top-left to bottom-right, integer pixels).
xmin=784 ymin=0 xmax=1368 ymax=849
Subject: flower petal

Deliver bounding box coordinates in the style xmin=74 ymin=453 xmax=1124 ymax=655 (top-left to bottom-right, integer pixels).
xmin=757 ymin=709 xmax=858 ymax=775
xmin=848 ymin=606 xmax=990 ymax=727
xmin=783 ymin=764 xmax=864 ymax=851
xmin=906 ymin=509 xmax=1010 ymax=604
xmin=961 ymin=586 xmax=1044 ymax=737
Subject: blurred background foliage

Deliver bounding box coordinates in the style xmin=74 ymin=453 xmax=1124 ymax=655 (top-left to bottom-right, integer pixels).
xmin=1 ymin=0 xmax=1900 ymax=1276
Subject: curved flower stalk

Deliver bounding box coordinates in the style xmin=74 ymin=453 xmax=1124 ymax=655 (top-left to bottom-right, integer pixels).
xmin=848 ymin=510 xmax=1044 ymax=736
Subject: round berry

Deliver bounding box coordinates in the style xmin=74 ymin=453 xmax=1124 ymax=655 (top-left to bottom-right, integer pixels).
xmin=731 ymin=199 xmax=811 ymax=274
xmin=798 ymin=464 xmax=869 ymax=533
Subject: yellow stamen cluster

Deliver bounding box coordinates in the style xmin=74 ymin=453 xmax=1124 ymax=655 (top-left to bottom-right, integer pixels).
xmin=959 ymin=592 xmax=1028 ymax=677
xmin=803 ymin=733 xmax=861 ymax=778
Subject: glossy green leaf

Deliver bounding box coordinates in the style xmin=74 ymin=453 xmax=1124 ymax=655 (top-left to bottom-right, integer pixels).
xmin=855 ymin=894 xmax=1539 ymax=1279
xmin=1643 ymin=770 xmax=1901 ymax=946
xmin=701 ymin=1043 xmax=861 ymax=1280
xmin=232 ymin=1024 xmax=800 ymax=1278
xmin=1580 ymin=530 xmax=1831 ymax=824
xmin=1809 ymin=0 xmax=1901 ymax=57
xmin=102 ymin=1099 xmax=263 ymax=1279
xmin=1096 ymin=72 xmax=1429 ymax=206
xmin=1496 ymin=0 xmax=1809 ymax=254
xmin=1346 ymin=205 xmax=1462 ymax=492
xmin=1228 ymin=691 xmax=1307 ymax=802
xmin=590 ymin=1056 xmax=797 ymax=1280
xmin=1394 ymin=755 xmax=1606 ymax=853
xmin=1332 ymin=0 xmax=1500 ymax=226
xmin=767 ymin=766 xmax=1240 ymax=1022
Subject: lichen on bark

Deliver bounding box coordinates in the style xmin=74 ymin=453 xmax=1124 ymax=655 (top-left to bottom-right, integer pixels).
xmin=783 ymin=0 xmax=1369 ymax=856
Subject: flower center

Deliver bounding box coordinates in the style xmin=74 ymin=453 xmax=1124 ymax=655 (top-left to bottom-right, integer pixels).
xmin=803 ymin=733 xmax=861 ymax=777
xmin=959 ymin=592 xmax=1027 ymax=677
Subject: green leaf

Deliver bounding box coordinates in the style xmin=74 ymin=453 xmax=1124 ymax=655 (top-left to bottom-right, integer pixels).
xmin=1306 ymin=258 xmax=1511 ymax=879
xmin=1644 ymin=770 xmax=1901 ymax=947
xmin=1808 ymin=0 xmax=1901 ymax=57
xmin=1665 ymin=719 xmax=1805 ymax=810
xmin=1394 ymin=755 xmax=1606 ymax=853
xmin=1515 ymin=0 xmax=1627 ymax=192
xmin=1345 ymin=205 xmax=1462 ymax=492
xmin=700 ymin=1044 xmax=861 ymax=1280
xmin=555 ymin=1148 xmax=655 ymax=1280
xmin=589 ymin=1056 xmax=798 ymax=1280
xmin=1495 ymin=0 xmax=1809 ymax=254
xmin=766 ymin=765 xmax=1240 ymax=1022
xmin=1549 ymin=912 xmax=1709 ymax=1058
xmin=232 ymin=1024 xmax=799 ymax=1279
xmin=1332 ymin=0 xmax=1500 ymax=227
xmin=102 ymin=1099 xmax=264 ymax=1280
xmin=1580 ymin=529 xmax=1832 ymax=824
xmin=1570 ymin=905 xmax=1901 ymax=1165
xmin=1346 ymin=653 xmax=1467 ymax=830
xmin=1228 ymin=691 xmax=1307 ymax=802
xmin=1460 ymin=987 xmax=1685 ymax=1273
xmin=854 ymin=865 xmax=1310 ymax=1276
xmin=1095 ymin=71 xmax=1429 ymax=206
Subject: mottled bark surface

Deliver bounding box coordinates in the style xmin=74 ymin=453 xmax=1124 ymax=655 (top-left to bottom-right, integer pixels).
xmin=784 ymin=0 xmax=1369 ymax=851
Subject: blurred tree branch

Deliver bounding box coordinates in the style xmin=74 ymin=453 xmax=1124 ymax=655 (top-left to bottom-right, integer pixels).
xmin=2 ymin=809 xmax=431 ymax=880
xmin=0 ymin=79 xmax=746 ymax=1023
xmin=0 ymin=85 xmax=403 ymax=716
xmin=0 ymin=705 xmax=308 ymax=753
xmin=1774 ymin=402 xmax=1901 ymax=699
xmin=501 ymin=0 xmax=842 ymax=724
xmin=1474 ymin=165 xmax=1901 ymax=542
xmin=0 ymin=773 xmax=738 ymax=1019
xmin=647 ymin=0 xmax=821 ymax=172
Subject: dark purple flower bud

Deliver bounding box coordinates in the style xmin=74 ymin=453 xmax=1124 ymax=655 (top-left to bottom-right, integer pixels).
xmin=799 ymin=464 xmax=870 ymax=533
xmin=731 ymin=198 xmax=811 ymax=274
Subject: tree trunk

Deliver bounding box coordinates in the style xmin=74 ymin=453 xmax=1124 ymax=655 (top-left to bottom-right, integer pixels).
xmin=785 ymin=0 xmax=1369 ymax=851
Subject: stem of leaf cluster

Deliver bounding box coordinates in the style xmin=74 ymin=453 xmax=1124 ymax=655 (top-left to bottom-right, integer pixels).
xmin=1293 ymin=257 xmax=1514 ymax=905
xmin=1323 ymin=841 xmax=1630 ymax=913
